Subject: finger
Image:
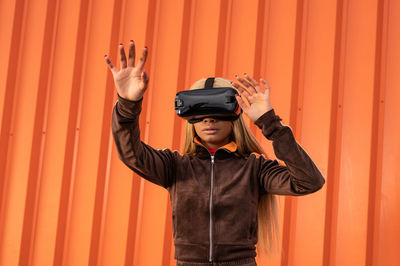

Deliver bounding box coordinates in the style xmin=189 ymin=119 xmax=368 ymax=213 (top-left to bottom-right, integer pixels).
xmin=231 ymin=81 xmax=253 ymax=102
xmin=104 ymin=55 xmax=117 ymax=75
xmin=231 ymin=81 xmax=251 ymax=102
xmin=244 ymin=73 xmax=263 ymax=93
xmin=128 ymin=40 xmax=135 ymax=67
xmin=231 ymin=81 xmax=246 ymax=94
xmin=136 ymin=46 xmax=148 ymax=71
xmin=235 ymin=95 xmax=249 ymax=113
xmin=235 ymin=75 xmax=257 ymax=94
xmin=260 ymin=78 xmax=271 ymax=97
xmin=141 ymin=71 xmax=149 ymax=88
xmin=233 ymin=83 xmax=251 ymax=102
xmin=119 ymin=43 xmax=127 ymax=68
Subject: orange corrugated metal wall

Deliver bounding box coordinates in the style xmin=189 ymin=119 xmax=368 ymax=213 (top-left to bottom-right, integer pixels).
xmin=0 ymin=0 xmax=399 ymax=265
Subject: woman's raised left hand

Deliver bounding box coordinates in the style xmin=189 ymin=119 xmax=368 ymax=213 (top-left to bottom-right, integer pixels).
xmin=231 ymin=73 xmax=273 ymax=122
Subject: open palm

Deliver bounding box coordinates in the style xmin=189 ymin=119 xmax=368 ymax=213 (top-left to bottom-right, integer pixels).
xmin=105 ymin=41 xmax=149 ymax=101
xmin=231 ymin=74 xmax=273 ymax=122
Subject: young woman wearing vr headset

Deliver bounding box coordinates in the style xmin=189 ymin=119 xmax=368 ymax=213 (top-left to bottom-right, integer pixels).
xmin=105 ymin=41 xmax=325 ymax=266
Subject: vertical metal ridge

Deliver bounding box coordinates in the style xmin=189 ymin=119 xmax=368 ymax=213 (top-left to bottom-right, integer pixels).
xmin=88 ymin=0 xmax=124 ymax=265
xmin=253 ymin=0 xmax=268 ymax=79
xmin=0 ymin=0 xmax=26 ymax=258
xmin=170 ymin=0 xmax=192 ymax=151
xmin=142 ymin=0 xmax=160 ymax=145
xmin=53 ymin=0 xmax=91 ymax=264
xmin=366 ymin=0 xmax=389 ymax=265
xmin=90 ymin=1 xmax=125 ymax=266
xmin=57 ymin=0 xmax=102 ymax=262
xmin=124 ymin=176 xmax=141 ymax=266
xmin=130 ymin=0 xmax=159 ymax=265
xmin=281 ymin=0 xmax=307 ymax=265
xmin=131 ymin=178 xmax=145 ymax=266
xmin=288 ymin=0 xmax=307 ymax=136
xmin=250 ymin=0 xmax=269 ymax=136
xmin=215 ymin=0 xmax=231 ymax=76
xmin=323 ymin=0 xmax=348 ymax=265
xmin=19 ymin=0 xmax=60 ymax=264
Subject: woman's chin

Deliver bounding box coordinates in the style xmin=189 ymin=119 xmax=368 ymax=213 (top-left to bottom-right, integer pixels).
xmin=201 ymin=137 xmax=228 ymax=148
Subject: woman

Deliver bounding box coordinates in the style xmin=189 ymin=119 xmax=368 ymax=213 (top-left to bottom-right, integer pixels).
xmin=105 ymin=41 xmax=325 ymax=266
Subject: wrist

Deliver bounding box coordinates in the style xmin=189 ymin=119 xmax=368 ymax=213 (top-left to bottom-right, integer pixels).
xmin=117 ymin=91 xmax=144 ymax=102
xmin=251 ymin=107 xmax=272 ymax=122
xmin=117 ymin=93 xmax=143 ymax=103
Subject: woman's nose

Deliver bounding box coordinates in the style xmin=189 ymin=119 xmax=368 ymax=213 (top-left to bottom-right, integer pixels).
xmin=203 ymin=117 xmax=216 ymax=123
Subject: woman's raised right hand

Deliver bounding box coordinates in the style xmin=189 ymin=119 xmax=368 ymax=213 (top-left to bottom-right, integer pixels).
xmin=105 ymin=41 xmax=149 ymax=101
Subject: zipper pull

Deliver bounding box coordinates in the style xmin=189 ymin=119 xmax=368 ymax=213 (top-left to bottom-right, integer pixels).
xmin=211 ymin=156 xmax=214 ymax=164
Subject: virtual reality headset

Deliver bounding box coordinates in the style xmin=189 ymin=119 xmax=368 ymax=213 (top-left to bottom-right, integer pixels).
xmin=175 ymin=77 xmax=241 ymax=123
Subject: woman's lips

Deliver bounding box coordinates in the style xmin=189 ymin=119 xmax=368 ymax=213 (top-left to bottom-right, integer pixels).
xmin=203 ymin=128 xmax=218 ymax=134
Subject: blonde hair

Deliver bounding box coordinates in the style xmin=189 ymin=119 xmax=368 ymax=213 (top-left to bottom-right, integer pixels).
xmin=182 ymin=77 xmax=279 ymax=255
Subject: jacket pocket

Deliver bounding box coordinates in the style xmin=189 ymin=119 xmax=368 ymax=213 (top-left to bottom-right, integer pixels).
xmin=174 ymin=192 xmax=209 ymax=244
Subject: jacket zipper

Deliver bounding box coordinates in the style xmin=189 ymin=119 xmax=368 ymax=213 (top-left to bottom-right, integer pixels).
xmin=209 ymin=155 xmax=215 ymax=262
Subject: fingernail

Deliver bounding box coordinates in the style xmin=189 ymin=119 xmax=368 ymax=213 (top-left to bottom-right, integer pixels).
xmin=130 ymin=40 xmax=133 ymax=42
xmin=120 ymin=43 xmax=123 ymax=45
xmin=104 ymin=54 xmax=107 ymax=57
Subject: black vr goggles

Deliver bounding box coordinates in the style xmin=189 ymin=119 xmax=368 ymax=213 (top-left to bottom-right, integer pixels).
xmin=175 ymin=77 xmax=241 ymax=123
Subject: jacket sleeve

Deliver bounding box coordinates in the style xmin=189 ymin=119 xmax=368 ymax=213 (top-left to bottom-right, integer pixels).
xmin=111 ymin=95 xmax=176 ymax=188
xmin=255 ymin=109 xmax=325 ymax=195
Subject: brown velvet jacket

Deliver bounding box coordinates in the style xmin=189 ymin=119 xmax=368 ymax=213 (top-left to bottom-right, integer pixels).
xmin=111 ymin=96 xmax=325 ymax=263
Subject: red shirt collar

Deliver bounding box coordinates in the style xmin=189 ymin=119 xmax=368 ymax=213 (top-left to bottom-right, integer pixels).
xmin=206 ymin=147 xmax=218 ymax=156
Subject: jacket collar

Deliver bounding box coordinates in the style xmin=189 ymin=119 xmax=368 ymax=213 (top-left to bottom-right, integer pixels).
xmin=193 ymin=137 xmax=238 ymax=158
